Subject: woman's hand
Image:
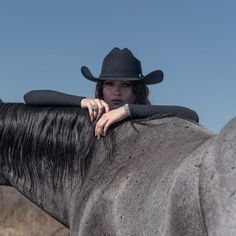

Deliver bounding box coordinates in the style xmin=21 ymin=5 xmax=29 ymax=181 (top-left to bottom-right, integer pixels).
xmin=95 ymin=106 xmax=129 ymax=139
xmin=81 ymin=98 xmax=110 ymax=122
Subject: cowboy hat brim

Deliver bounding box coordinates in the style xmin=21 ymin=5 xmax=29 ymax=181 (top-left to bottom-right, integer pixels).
xmin=81 ymin=66 xmax=163 ymax=85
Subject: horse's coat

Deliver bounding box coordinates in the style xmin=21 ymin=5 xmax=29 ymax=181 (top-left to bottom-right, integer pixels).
xmin=0 ymin=103 xmax=236 ymax=236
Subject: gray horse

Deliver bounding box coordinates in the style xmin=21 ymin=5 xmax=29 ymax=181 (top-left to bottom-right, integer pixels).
xmin=0 ymin=103 xmax=236 ymax=236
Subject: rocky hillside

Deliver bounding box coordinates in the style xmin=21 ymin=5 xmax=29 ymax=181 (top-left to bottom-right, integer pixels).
xmin=0 ymin=187 xmax=69 ymax=236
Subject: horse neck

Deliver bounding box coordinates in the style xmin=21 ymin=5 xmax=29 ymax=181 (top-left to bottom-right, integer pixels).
xmin=0 ymin=103 xmax=94 ymax=228
xmin=0 ymin=175 xmax=10 ymax=186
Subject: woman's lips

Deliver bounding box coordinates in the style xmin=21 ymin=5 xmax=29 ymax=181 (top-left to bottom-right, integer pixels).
xmin=110 ymin=99 xmax=124 ymax=106
xmin=111 ymin=99 xmax=123 ymax=104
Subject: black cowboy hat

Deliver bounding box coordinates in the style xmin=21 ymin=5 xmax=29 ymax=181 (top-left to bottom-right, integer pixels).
xmin=81 ymin=47 xmax=164 ymax=85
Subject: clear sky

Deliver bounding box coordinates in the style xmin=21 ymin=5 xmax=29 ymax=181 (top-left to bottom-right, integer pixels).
xmin=0 ymin=0 xmax=235 ymax=133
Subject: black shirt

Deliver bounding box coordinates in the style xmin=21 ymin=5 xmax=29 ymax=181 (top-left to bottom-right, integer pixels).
xmin=24 ymin=90 xmax=199 ymax=123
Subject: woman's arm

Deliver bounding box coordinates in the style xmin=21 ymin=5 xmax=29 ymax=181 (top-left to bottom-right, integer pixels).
xmin=95 ymin=104 xmax=199 ymax=138
xmin=129 ymin=104 xmax=199 ymax=123
xmin=24 ymin=90 xmax=85 ymax=106
xmin=24 ymin=90 xmax=109 ymax=122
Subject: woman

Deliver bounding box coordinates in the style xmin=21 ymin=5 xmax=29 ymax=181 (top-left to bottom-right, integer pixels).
xmin=24 ymin=47 xmax=199 ymax=139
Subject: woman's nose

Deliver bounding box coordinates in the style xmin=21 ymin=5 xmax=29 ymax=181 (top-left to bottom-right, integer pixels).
xmin=113 ymin=86 xmax=121 ymax=95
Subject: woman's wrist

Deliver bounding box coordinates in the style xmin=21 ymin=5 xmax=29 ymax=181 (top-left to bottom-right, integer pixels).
xmin=123 ymin=104 xmax=131 ymax=117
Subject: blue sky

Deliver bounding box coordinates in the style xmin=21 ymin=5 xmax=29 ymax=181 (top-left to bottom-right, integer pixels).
xmin=0 ymin=0 xmax=235 ymax=133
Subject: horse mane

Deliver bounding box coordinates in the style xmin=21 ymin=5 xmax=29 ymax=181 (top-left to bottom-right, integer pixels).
xmin=0 ymin=103 xmax=98 ymax=189
xmin=0 ymin=103 xmax=200 ymax=193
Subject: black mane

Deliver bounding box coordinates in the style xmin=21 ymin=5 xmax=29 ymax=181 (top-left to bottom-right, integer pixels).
xmin=0 ymin=103 xmax=96 ymax=188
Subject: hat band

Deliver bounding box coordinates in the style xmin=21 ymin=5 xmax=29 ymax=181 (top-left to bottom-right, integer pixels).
xmin=100 ymin=73 xmax=143 ymax=78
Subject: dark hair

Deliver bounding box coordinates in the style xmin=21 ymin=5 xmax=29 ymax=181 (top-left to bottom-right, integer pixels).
xmin=95 ymin=80 xmax=151 ymax=105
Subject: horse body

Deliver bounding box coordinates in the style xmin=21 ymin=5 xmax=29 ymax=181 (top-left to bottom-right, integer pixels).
xmin=0 ymin=103 xmax=236 ymax=235
xmin=69 ymin=118 xmax=213 ymax=236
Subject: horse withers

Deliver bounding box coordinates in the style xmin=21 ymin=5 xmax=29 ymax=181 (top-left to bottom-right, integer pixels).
xmin=0 ymin=103 xmax=236 ymax=236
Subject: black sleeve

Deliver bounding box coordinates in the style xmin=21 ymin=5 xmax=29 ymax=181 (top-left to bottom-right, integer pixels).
xmin=0 ymin=99 xmax=3 ymax=103
xmin=24 ymin=90 xmax=85 ymax=106
xmin=129 ymin=104 xmax=199 ymax=123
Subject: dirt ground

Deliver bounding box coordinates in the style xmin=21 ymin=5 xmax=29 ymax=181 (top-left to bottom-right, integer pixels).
xmin=0 ymin=186 xmax=69 ymax=236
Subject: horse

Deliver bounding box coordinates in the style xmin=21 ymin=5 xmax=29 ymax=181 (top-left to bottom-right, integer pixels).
xmin=0 ymin=103 xmax=236 ymax=236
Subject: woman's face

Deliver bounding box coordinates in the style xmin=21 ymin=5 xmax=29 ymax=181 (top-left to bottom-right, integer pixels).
xmin=102 ymin=80 xmax=136 ymax=109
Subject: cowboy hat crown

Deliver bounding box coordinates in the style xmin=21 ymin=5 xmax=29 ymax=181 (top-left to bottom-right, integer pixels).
xmin=81 ymin=47 xmax=163 ymax=85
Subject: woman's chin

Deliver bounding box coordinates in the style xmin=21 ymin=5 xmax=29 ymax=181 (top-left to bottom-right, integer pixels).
xmin=110 ymin=103 xmax=124 ymax=110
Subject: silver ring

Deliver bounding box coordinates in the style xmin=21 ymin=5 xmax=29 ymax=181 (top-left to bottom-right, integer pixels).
xmin=92 ymin=104 xmax=98 ymax=111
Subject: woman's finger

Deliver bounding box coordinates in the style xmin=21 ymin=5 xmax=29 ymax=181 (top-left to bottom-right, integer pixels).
xmin=95 ymin=121 xmax=104 ymax=138
xmin=87 ymin=105 xmax=94 ymax=122
xmin=95 ymin=116 xmax=108 ymax=138
xmin=91 ymin=100 xmax=102 ymax=121
xmin=92 ymin=109 xmax=98 ymax=121
xmin=100 ymin=100 xmax=110 ymax=113
xmin=103 ymin=119 xmax=113 ymax=136
xmin=94 ymin=99 xmax=105 ymax=121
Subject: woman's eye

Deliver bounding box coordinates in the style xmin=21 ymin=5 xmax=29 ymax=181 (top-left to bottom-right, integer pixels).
xmin=122 ymin=83 xmax=132 ymax=88
xmin=105 ymin=82 xmax=113 ymax=86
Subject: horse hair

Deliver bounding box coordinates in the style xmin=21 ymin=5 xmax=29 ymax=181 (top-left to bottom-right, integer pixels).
xmin=0 ymin=103 xmax=195 ymax=192
xmin=0 ymin=103 xmax=99 ymax=189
